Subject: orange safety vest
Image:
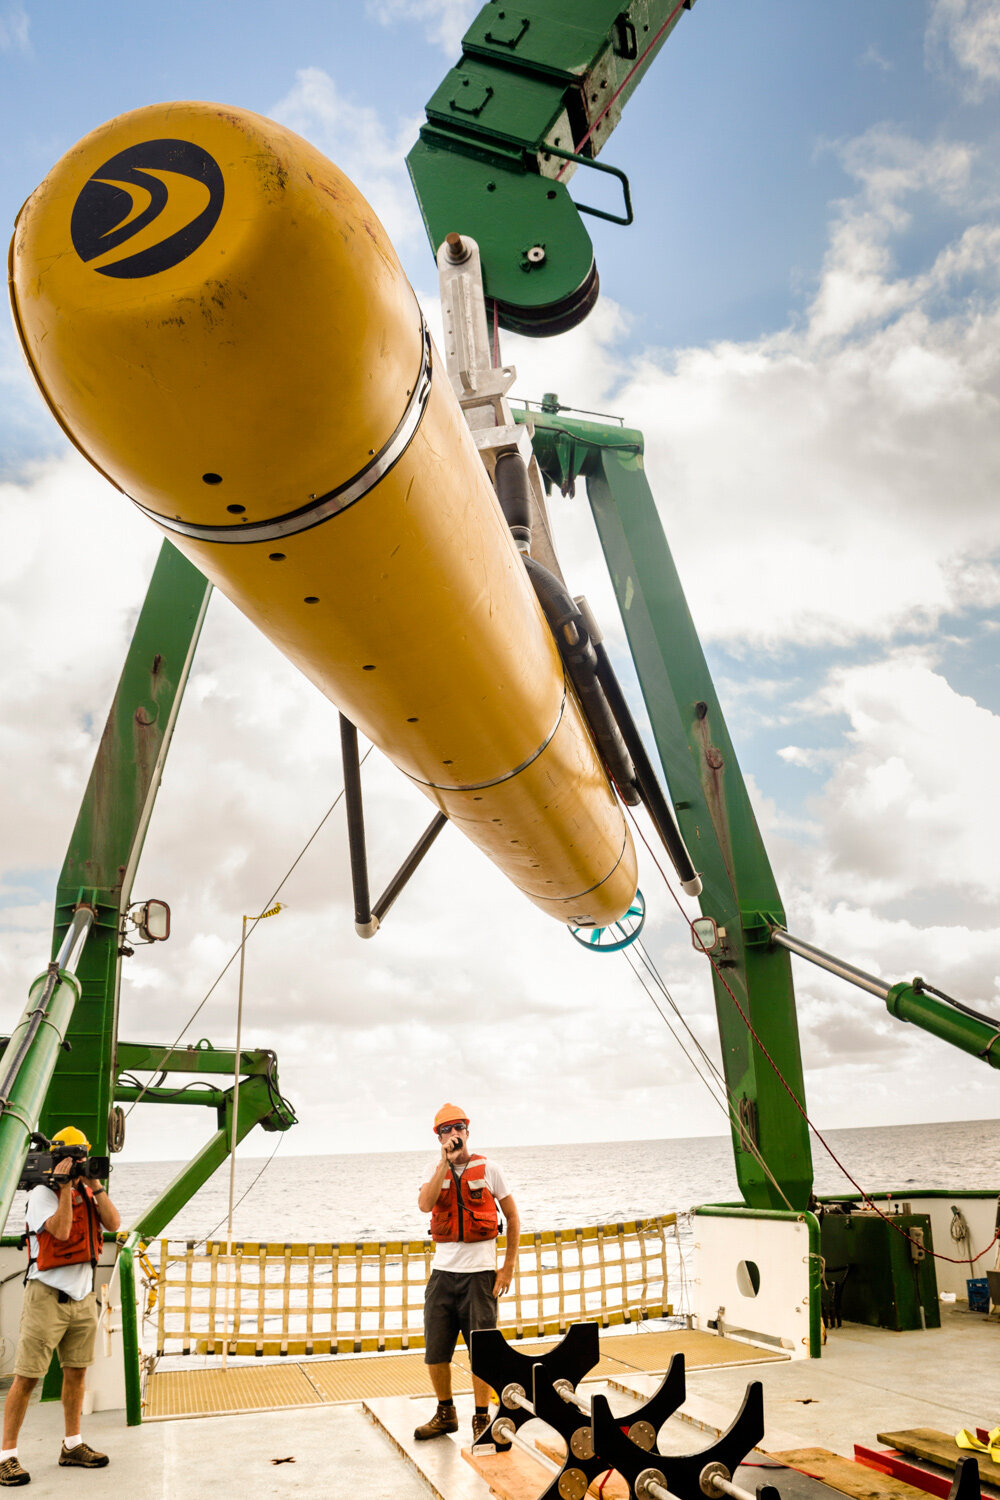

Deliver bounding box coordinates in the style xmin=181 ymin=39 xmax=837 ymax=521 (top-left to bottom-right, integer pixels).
xmin=32 ymin=1184 xmax=101 ymax=1273
xmin=430 ymin=1155 xmax=499 ymax=1243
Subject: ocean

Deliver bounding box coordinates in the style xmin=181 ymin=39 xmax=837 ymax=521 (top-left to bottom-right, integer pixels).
xmin=12 ymin=1116 xmax=990 ymax=1245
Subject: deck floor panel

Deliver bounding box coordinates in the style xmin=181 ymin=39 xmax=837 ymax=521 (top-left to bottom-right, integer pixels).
xmin=144 ymin=1361 xmax=325 ymax=1419
xmin=595 ymin=1328 xmax=787 ymax=1371
xmin=145 ymin=1328 xmax=778 ymax=1418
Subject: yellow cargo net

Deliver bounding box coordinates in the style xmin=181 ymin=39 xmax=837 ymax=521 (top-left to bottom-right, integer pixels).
xmin=151 ymin=1215 xmax=675 ymax=1358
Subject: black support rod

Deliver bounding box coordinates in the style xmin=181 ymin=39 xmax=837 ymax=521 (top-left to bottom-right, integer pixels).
xmin=339 ymin=714 xmax=449 ymax=937
xmin=339 ymin=715 xmax=373 ymax=935
xmin=372 ymin=814 xmax=448 ymax=926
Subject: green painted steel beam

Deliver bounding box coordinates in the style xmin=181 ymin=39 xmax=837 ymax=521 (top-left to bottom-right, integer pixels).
xmin=520 ymin=407 xmax=813 ymax=1211
xmin=407 ymin=0 xmax=697 ymax=334
xmin=116 ymin=1234 xmax=143 ymax=1425
xmin=39 ymin=543 xmax=212 ymax=1159
xmin=128 ymin=1075 xmax=294 ymax=1241
xmin=115 ymin=1040 xmax=277 ymax=1077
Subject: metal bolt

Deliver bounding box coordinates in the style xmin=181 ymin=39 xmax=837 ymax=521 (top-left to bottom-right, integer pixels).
xmin=557 ymin=1469 xmax=588 ymax=1500
xmin=570 ymin=1425 xmax=595 ymax=1460
xmin=444 ymin=232 xmax=469 ymax=262
xmin=526 ymin=244 xmax=546 ymax=264
xmin=628 ymin=1420 xmax=656 ymax=1451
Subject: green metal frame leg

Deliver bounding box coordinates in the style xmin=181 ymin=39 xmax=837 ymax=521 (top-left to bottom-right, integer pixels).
xmin=523 ymin=409 xmax=813 ymax=1209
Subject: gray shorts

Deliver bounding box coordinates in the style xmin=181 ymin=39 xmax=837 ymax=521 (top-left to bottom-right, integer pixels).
xmin=423 ymin=1269 xmax=497 ymax=1365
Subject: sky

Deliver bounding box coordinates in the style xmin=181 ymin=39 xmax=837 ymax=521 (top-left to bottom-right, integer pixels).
xmin=1 ymin=1 xmax=999 ymax=1180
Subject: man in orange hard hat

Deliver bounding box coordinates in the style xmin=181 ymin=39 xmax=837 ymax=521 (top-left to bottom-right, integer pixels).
xmin=1 ymin=1128 xmax=121 ymax=1486
xmin=415 ymin=1105 xmax=520 ymax=1444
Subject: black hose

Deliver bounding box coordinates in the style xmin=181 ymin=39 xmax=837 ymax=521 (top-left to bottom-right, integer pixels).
xmin=493 ymin=451 xmax=532 ymax=550
xmin=913 ymin=978 xmax=1000 ymax=1031
xmin=591 ymin=640 xmax=702 ymax=895
xmin=522 ymin=555 xmax=641 ymax=806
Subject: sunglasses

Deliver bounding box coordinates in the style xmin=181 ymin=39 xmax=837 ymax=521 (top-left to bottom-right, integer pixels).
xmin=436 ymin=1122 xmax=468 ymax=1136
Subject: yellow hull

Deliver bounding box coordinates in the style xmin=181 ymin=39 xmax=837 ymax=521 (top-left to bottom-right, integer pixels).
xmin=9 ymin=102 xmax=637 ymax=925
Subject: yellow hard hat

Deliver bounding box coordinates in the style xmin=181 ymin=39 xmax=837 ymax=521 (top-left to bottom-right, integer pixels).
xmin=51 ymin=1126 xmax=90 ymax=1150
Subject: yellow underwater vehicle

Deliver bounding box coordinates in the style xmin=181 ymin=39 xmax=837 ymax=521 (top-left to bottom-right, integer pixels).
xmin=1 ymin=3 xmax=997 ymax=1496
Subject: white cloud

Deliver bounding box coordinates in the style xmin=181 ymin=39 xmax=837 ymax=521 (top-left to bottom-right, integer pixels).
xmin=364 ymin=0 xmax=475 ymax=55
xmin=927 ymin=0 xmax=1000 ymax=98
xmin=859 ymin=43 xmax=893 ymax=74
xmin=0 ymin=451 xmax=720 ymax=1160
xmin=0 ymin=5 xmax=29 ymax=52
xmin=797 ymin=653 xmax=1000 ymax=906
xmin=4 ymin=36 xmax=1000 ymax=1162
xmin=580 ymin=128 xmax=1000 ymax=653
xmin=269 ymin=68 xmax=423 ymax=248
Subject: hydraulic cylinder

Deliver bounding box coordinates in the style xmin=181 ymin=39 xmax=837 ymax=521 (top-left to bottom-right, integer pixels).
xmin=0 ymin=969 xmax=82 ymax=1231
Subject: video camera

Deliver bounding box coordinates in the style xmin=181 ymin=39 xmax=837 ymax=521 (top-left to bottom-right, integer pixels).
xmin=18 ymin=1133 xmax=110 ymax=1193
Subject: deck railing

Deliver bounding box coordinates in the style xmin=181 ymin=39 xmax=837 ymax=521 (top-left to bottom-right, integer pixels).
xmin=149 ymin=1215 xmax=675 ymax=1358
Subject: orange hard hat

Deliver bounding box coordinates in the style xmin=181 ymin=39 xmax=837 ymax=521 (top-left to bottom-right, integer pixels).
xmin=434 ymin=1104 xmax=468 ymax=1133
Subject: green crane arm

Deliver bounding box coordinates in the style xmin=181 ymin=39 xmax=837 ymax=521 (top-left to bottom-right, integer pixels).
xmin=407 ymin=0 xmax=697 ymax=335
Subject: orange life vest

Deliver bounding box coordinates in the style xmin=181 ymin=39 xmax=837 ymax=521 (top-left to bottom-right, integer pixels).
xmin=430 ymin=1155 xmax=499 ymax=1243
xmin=32 ymin=1184 xmax=101 ymax=1273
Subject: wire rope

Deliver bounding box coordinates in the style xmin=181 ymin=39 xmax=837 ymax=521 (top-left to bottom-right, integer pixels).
xmin=122 ymin=748 xmax=373 ymax=1121
xmin=620 ymin=943 xmax=794 ymax=1213
xmin=625 ymin=803 xmax=1000 ymax=1268
xmin=156 ymin=1134 xmax=286 ymax=1280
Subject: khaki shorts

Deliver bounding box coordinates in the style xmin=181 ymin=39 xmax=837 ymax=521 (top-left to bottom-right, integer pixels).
xmin=13 ymin=1279 xmax=98 ymax=1379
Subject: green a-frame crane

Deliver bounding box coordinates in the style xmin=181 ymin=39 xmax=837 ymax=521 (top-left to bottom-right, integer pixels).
xmin=1 ymin=0 xmax=997 ymax=1416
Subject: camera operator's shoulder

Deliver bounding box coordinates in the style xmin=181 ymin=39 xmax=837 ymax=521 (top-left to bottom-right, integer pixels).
xmin=25 ymin=1183 xmax=58 ymax=1228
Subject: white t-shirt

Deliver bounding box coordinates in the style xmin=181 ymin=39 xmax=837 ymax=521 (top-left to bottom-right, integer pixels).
xmin=427 ymin=1157 xmax=509 ymax=1273
xmin=25 ymin=1185 xmax=96 ymax=1301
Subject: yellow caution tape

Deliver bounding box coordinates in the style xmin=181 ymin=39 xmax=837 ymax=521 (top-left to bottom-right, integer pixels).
xmin=137 ymin=1239 xmax=161 ymax=1315
xmin=248 ymin=903 xmax=284 ymax=921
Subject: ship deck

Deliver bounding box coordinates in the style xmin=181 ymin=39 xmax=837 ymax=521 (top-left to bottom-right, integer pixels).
xmin=3 ymin=1305 xmax=996 ymax=1497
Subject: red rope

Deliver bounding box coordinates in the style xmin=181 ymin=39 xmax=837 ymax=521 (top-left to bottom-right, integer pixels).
xmin=556 ymin=0 xmax=688 ymax=180
xmin=625 ymin=804 xmax=1000 ymax=1270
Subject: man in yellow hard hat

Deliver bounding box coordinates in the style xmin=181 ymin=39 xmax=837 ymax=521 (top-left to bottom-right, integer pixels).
xmin=1 ymin=1128 xmax=120 ymax=1486
xmin=415 ymin=1105 xmax=520 ymax=1445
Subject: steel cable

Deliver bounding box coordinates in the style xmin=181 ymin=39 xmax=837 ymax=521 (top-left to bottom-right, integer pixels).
xmin=624 ymin=803 xmax=1000 ymax=1268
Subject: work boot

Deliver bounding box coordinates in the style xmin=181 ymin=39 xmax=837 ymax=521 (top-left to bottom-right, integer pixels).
xmin=58 ymin=1442 xmax=109 ymax=1468
xmin=413 ymin=1402 xmax=458 ymax=1440
xmin=0 ymin=1457 xmax=30 ymax=1486
xmin=471 ymin=1411 xmax=492 ymax=1443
